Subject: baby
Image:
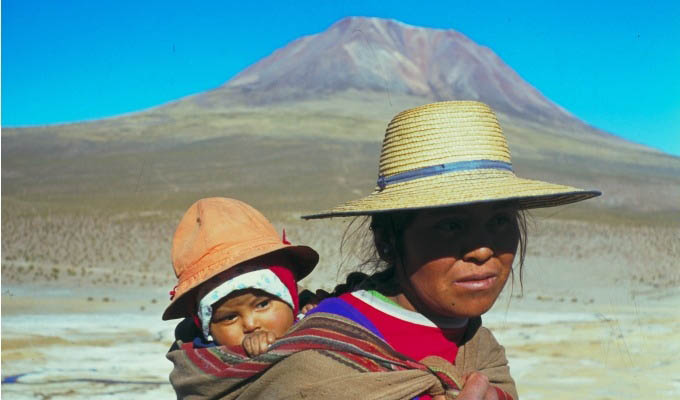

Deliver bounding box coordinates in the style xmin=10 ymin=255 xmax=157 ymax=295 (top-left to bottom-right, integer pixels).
xmin=196 ymin=263 xmax=316 ymax=356
xmin=162 ymin=197 xmax=319 ymax=356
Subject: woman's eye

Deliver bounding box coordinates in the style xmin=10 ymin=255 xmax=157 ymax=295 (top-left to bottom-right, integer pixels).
xmin=489 ymin=214 xmax=513 ymax=229
xmin=436 ymin=220 xmax=465 ymax=232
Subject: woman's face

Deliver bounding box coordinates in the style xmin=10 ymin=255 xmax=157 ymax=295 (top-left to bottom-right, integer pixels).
xmin=395 ymin=203 xmax=520 ymax=318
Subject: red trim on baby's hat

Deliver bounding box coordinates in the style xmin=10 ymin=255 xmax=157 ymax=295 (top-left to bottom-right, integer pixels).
xmin=269 ymin=265 xmax=299 ymax=315
xmin=281 ymin=229 xmax=291 ymax=245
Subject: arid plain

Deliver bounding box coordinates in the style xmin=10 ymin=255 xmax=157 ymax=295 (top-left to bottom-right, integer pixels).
xmin=3 ymin=17 xmax=680 ymax=400
xmin=2 ymin=207 xmax=679 ymax=399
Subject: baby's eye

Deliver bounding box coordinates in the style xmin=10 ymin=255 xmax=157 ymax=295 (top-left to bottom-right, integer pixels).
xmin=256 ymin=299 xmax=271 ymax=309
xmin=214 ymin=313 xmax=238 ymax=323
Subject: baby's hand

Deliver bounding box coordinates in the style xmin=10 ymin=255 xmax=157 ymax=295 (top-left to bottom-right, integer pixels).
xmin=242 ymin=331 xmax=277 ymax=357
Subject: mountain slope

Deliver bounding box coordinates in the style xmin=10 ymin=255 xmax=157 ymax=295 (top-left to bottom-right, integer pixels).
xmin=2 ymin=17 xmax=679 ymax=220
xmin=1 ymin=17 xmax=656 ymax=148
xmin=224 ymin=17 xmax=580 ymax=128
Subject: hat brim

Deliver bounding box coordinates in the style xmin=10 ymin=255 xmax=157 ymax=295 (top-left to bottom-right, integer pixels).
xmin=162 ymin=243 xmax=318 ymax=320
xmin=302 ymin=171 xmax=601 ymax=219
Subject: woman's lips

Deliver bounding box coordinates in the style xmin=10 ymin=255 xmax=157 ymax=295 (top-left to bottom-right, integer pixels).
xmin=454 ymin=273 xmax=497 ymax=290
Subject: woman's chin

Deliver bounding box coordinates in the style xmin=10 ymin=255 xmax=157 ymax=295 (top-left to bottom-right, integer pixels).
xmin=422 ymin=301 xmax=494 ymax=319
xmin=448 ymin=298 xmax=498 ymax=318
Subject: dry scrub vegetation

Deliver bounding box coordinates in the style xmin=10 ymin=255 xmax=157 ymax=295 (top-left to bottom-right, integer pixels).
xmin=527 ymin=217 xmax=680 ymax=288
xmin=1 ymin=208 xmax=178 ymax=288
xmin=7 ymin=202 xmax=675 ymax=293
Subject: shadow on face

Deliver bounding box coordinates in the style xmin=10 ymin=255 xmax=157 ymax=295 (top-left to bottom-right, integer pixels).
xmin=377 ymin=202 xmax=521 ymax=318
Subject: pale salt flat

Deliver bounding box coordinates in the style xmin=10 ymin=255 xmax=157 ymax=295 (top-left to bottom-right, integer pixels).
xmin=2 ymin=287 xmax=679 ymax=399
xmin=2 ymin=312 xmax=177 ymax=399
xmin=485 ymin=289 xmax=680 ymax=399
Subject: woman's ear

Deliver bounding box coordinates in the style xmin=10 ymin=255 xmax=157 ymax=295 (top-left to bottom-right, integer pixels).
xmin=373 ymin=229 xmax=395 ymax=264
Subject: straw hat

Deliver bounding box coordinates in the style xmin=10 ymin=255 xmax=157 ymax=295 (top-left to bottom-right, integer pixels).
xmin=303 ymin=101 xmax=600 ymax=219
xmin=163 ymin=197 xmax=318 ymax=320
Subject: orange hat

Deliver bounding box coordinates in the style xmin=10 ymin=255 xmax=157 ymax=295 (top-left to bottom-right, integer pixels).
xmin=162 ymin=197 xmax=318 ymax=320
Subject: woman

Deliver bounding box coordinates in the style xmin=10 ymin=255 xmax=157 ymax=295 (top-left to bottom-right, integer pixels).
xmin=168 ymin=101 xmax=600 ymax=399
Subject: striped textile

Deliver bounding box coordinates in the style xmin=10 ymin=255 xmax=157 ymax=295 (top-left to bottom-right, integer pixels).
xmin=308 ymin=292 xmax=513 ymax=400
xmin=169 ymin=311 xmax=463 ymax=399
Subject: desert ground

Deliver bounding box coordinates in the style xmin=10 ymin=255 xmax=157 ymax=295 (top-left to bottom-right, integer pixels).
xmin=2 ymin=207 xmax=679 ymax=399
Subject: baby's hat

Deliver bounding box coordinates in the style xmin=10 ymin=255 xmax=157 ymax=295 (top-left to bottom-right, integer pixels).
xmin=196 ymin=265 xmax=299 ymax=341
xmin=163 ymin=197 xmax=317 ymax=321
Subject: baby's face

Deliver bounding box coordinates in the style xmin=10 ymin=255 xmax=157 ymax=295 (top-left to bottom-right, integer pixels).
xmin=209 ymin=288 xmax=294 ymax=347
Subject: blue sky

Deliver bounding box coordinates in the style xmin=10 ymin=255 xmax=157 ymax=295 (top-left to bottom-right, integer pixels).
xmin=2 ymin=0 xmax=679 ymax=156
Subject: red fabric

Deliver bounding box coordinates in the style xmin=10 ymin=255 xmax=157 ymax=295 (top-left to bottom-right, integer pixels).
xmin=495 ymin=386 xmax=513 ymax=400
xmin=269 ymin=265 xmax=299 ymax=315
xmin=338 ymin=293 xmax=513 ymax=400
xmin=340 ymin=292 xmax=467 ymax=400
xmin=339 ymin=293 xmax=465 ymax=364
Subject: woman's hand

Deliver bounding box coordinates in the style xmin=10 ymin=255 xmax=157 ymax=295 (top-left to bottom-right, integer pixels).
xmin=456 ymin=372 xmax=499 ymax=400
xmin=242 ymin=330 xmax=277 ymax=357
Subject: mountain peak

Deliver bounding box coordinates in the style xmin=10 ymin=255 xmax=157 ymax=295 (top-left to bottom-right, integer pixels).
xmin=223 ymin=17 xmax=574 ymax=126
xmin=330 ymin=16 xmax=422 ymax=32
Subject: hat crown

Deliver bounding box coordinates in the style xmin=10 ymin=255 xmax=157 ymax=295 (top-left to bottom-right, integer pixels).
xmin=302 ymin=100 xmax=599 ymax=222
xmin=171 ymin=197 xmax=279 ymax=280
xmin=379 ymin=101 xmax=511 ymax=177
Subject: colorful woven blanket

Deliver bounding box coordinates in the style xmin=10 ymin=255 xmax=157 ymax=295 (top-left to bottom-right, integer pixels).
xmin=168 ymin=311 xmax=465 ymax=399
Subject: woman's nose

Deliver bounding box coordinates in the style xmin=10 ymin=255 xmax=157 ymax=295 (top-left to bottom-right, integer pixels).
xmin=463 ymin=246 xmax=493 ymax=265
xmin=460 ymin=224 xmax=495 ymax=264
